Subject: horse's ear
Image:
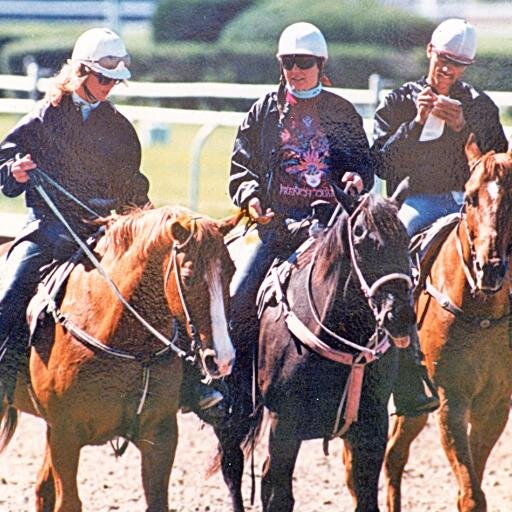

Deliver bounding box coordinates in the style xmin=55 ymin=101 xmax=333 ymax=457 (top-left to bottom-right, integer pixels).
xmin=390 ymin=177 xmax=409 ymax=208
xmin=170 ymin=219 xmax=191 ymax=245
xmin=217 ymin=210 xmax=244 ymax=236
xmin=465 ymin=133 xmax=482 ymax=166
xmin=332 ymin=183 xmax=356 ymax=214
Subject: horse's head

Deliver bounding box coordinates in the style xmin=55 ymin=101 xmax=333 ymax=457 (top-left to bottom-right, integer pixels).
xmin=333 ymin=183 xmax=415 ymax=347
xmin=164 ymin=210 xmax=238 ymax=379
xmin=463 ymin=134 xmax=512 ymax=293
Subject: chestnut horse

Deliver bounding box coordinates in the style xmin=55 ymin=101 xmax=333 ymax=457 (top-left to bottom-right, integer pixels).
xmin=384 ymin=136 xmax=512 ymax=512
xmin=0 ymin=205 xmax=238 ymax=512
xmin=216 ymin=183 xmax=417 ymax=512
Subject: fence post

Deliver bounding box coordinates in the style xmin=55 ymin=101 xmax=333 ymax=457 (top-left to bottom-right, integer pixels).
xmin=189 ymin=123 xmax=219 ymax=210
xmin=24 ymin=58 xmax=39 ymax=102
xmin=368 ymin=73 xmax=383 ymax=110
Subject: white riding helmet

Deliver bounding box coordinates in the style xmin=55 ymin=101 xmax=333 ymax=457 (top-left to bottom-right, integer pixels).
xmin=277 ymin=22 xmax=328 ymax=60
xmin=430 ymin=19 xmax=476 ymax=65
xmin=71 ymin=28 xmax=131 ymax=80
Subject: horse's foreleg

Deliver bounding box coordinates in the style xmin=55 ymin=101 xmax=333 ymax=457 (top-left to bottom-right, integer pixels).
xmin=215 ymin=426 xmax=246 ymax=512
xmin=437 ymin=397 xmax=485 ymax=512
xmin=35 ymin=428 xmax=55 ymax=512
xmin=261 ymin=412 xmax=301 ymax=512
xmin=137 ymin=415 xmax=178 ymax=512
xmin=344 ymin=418 xmax=389 ymax=512
xmin=46 ymin=425 xmax=82 ymax=512
xmin=469 ymin=397 xmax=510 ymax=485
xmin=384 ymin=413 xmax=428 ymax=512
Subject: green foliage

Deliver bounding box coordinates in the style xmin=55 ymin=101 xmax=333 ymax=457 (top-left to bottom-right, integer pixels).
xmin=464 ymin=51 xmax=512 ymax=92
xmin=128 ymin=41 xmax=421 ymax=90
xmin=0 ymin=36 xmax=74 ymax=76
xmin=220 ymin=0 xmax=436 ymax=50
xmin=152 ymin=0 xmax=254 ymax=43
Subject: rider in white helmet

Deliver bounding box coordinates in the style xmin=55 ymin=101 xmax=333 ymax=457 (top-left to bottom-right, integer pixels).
xmin=216 ymin=22 xmax=374 ymax=421
xmin=372 ymin=18 xmax=507 ymax=416
xmin=0 ymin=28 xmax=150 ymax=402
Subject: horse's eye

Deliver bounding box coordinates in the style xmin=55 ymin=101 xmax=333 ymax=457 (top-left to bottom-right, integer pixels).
xmin=353 ymin=225 xmax=365 ymax=238
xmin=465 ymin=194 xmax=478 ymax=208
xmin=180 ymin=261 xmax=194 ymax=288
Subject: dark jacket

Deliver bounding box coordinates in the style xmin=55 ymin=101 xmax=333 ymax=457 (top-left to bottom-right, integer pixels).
xmin=0 ymin=94 xmax=149 ymax=234
xmin=372 ymin=77 xmax=508 ymax=196
xmin=229 ymin=89 xmax=374 ymax=217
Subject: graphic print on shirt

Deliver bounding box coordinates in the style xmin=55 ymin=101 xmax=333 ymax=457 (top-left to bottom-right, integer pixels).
xmin=277 ymin=105 xmax=334 ymax=209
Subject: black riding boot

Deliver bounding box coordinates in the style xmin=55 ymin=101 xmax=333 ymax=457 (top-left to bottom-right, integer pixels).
xmin=180 ymin=363 xmax=225 ymax=425
xmin=393 ymin=331 xmax=439 ymax=417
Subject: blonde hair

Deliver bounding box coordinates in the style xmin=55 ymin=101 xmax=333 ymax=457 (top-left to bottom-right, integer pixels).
xmin=44 ymin=61 xmax=88 ymax=107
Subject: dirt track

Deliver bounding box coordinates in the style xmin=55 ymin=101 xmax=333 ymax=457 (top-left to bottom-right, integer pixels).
xmin=0 ymin=408 xmax=511 ymax=512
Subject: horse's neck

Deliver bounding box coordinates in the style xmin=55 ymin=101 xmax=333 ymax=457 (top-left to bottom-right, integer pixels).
xmin=308 ymin=239 xmax=370 ymax=333
xmin=65 ymin=244 xmax=168 ymax=345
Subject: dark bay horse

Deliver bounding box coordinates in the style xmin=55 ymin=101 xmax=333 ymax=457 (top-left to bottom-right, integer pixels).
xmin=0 ymin=205 xmax=238 ymax=512
xmin=217 ymin=183 xmax=417 ymax=512
xmin=384 ymin=136 xmax=512 ymax=512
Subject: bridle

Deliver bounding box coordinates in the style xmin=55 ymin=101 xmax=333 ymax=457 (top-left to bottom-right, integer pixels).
xmin=306 ymin=194 xmax=413 ymax=358
xmin=163 ymin=217 xmax=214 ymax=367
xmin=454 ymin=211 xmax=481 ymax=296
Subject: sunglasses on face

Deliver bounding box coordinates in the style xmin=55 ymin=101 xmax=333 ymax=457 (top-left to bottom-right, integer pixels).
xmin=433 ymin=50 xmax=469 ymax=68
xmin=90 ymin=70 xmax=121 ymax=86
xmin=280 ymin=55 xmax=318 ymax=70
xmin=89 ymin=54 xmax=131 ymax=70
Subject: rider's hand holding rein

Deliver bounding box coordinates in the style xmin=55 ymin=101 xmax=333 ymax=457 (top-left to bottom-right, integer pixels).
xmin=11 ymin=154 xmax=36 ymax=183
xmin=341 ymin=171 xmax=363 ymax=195
xmin=247 ymin=197 xmax=275 ymax=225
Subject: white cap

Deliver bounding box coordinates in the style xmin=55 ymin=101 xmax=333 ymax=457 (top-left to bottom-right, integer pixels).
xmin=71 ymin=28 xmax=131 ymax=80
xmin=277 ymin=22 xmax=328 ymax=60
xmin=431 ymin=19 xmax=476 ymax=65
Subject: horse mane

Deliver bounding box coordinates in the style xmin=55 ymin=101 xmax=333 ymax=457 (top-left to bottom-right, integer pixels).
xmin=97 ymin=205 xmax=218 ymax=259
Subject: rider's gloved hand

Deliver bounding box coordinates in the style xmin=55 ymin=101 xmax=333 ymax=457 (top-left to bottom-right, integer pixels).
xmin=341 ymin=171 xmax=363 ymax=195
xmin=247 ymin=197 xmax=275 ymax=225
xmin=11 ymin=153 xmax=36 ymax=183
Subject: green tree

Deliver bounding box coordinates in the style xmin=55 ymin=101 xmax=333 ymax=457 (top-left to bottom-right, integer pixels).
xmin=153 ymin=0 xmax=254 ymax=43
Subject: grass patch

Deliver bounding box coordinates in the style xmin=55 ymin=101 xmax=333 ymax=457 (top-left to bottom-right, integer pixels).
xmin=0 ymin=114 xmax=238 ymax=219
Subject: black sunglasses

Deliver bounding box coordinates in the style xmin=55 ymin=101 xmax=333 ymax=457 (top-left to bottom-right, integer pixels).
xmin=90 ymin=70 xmax=121 ymax=86
xmin=280 ymin=55 xmax=318 ymax=71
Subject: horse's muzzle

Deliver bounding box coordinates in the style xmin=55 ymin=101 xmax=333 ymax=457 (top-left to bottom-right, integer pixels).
xmin=389 ymin=334 xmax=411 ymax=349
xmin=478 ymin=258 xmax=508 ymax=293
xmin=383 ymin=301 xmax=416 ymax=340
xmin=201 ymin=348 xmax=234 ymax=379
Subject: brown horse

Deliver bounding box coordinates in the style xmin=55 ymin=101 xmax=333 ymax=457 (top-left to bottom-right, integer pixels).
xmin=0 ymin=205 xmax=238 ymax=512
xmin=385 ymin=136 xmax=512 ymax=512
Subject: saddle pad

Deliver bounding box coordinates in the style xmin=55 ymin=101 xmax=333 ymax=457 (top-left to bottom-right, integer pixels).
xmin=409 ymin=213 xmax=460 ymax=297
xmin=256 ymin=236 xmax=316 ymax=318
xmin=26 ymin=228 xmax=104 ymax=341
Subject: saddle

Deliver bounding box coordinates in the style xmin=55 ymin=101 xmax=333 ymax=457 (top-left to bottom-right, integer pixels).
xmin=409 ymin=213 xmax=460 ymax=299
xmin=26 ymin=228 xmax=104 ymax=343
xmin=256 ymin=235 xmax=317 ymax=319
